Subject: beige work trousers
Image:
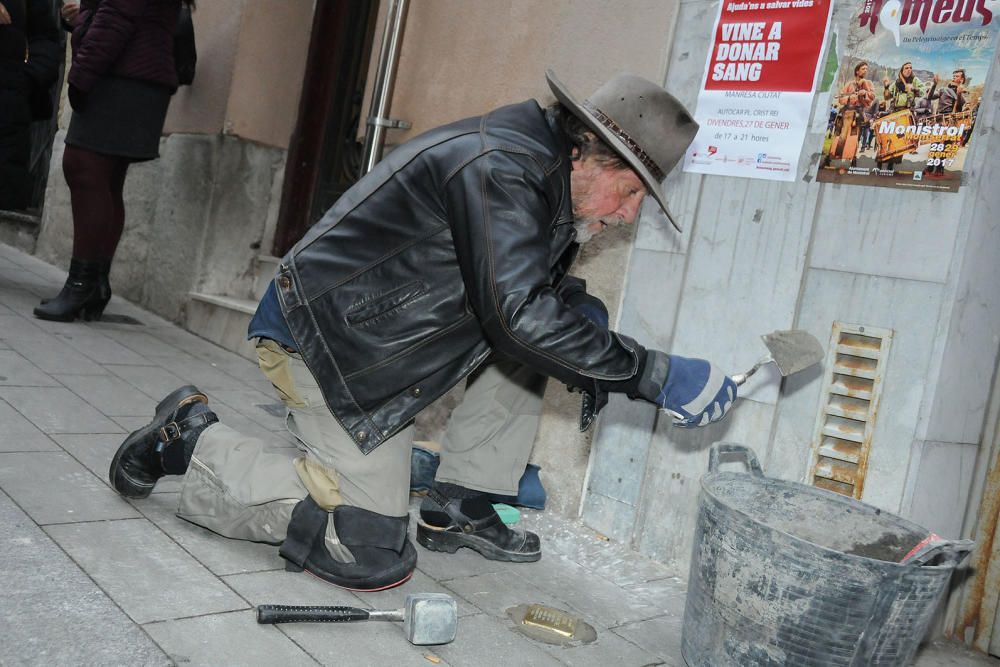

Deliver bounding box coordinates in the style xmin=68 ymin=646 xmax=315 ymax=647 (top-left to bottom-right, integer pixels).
xmin=176 ymin=340 xmax=545 ymax=544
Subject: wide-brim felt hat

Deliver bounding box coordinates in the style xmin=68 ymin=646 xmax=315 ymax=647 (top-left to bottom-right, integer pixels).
xmin=546 ymin=69 xmax=698 ymax=232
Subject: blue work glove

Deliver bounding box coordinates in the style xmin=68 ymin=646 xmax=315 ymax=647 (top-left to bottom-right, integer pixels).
xmin=569 ymin=293 xmax=609 ymax=329
xmin=656 ymin=354 xmax=737 ymax=427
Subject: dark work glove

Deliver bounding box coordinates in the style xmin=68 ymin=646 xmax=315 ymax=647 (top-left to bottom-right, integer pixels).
xmin=566 ymin=292 xmax=609 ymax=431
xmin=68 ymin=84 xmax=88 ymax=112
xmin=635 ymin=352 xmax=737 ymax=428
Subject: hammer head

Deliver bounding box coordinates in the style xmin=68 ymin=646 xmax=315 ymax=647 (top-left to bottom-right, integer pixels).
xmin=403 ymin=593 xmax=458 ymax=645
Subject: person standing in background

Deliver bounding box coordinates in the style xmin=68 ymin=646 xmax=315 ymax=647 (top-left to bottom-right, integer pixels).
xmin=34 ymin=0 xmax=191 ymax=322
xmin=0 ymin=0 xmax=60 ymax=211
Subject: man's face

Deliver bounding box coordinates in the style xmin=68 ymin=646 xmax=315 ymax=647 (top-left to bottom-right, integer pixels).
xmin=858 ymin=64 xmax=868 ymax=78
xmin=902 ymin=64 xmax=913 ymax=77
xmin=570 ymin=157 xmax=647 ymax=243
xmin=952 ymin=71 xmax=965 ymax=85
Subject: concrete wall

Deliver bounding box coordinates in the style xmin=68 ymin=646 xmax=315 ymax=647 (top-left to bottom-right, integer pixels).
xmin=35 ymin=132 xmax=285 ymax=322
xmin=164 ymin=0 xmax=313 ymax=149
xmin=581 ymin=0 xmax=1000 ymax=575
xmin=162 ymin=1 xmax=243 ymax=136
xmin=223 ymin=0 xmax=313 ymax=148
xmin=375 ymin=0 xmax=679 ymax=140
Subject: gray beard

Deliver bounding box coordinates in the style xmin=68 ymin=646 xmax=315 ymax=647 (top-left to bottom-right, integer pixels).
xmin=573 ymin=219 xmax=598 ymax=244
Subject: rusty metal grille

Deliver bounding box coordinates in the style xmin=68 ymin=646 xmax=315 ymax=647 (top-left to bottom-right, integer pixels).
xmin=809 ymin=323 xmax=893 ymax=499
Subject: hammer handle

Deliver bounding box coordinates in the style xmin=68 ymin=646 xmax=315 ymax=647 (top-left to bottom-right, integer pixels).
xmin=257 ymin=605 xmax=371 ymax=624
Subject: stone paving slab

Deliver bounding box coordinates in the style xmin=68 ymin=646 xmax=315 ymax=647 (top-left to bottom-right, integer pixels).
xmin=143 ymin=610 xmax=317 ymax=666
xmin=612 ymin=614 xmax=686 ymax=667
xmin=0 ymin=398 xmax=59 ymax=452
xmin=535 ymin=624 xmax=665 ymax=667
xmin=0 ymin=451 xmax=141 ymax=524
xmin=46 ymin=518 xmax=249 ymax=624
xmin=105 ymin=363 xmax=195 ymax=402
xmin=222 ymin=569 xmax=444 ymax=667
xmin=97 ymin=327 xmax=188 ymax=357
xmin=55 ymin=372 xmax=162 ymax=417
xmin=142 ymin=351 xmax=253 ymax=391
xmin=431 ymin=612 xmax=564 ymax=667
xmin=54 ymin=329 xmax=154 ymax=366
xmin=50 ymin=433 xmax=132 ymax=487
xmin=512 ymin=551 xmax=666 ymax=628
xmin=1 ymin=491 xmax=171 ymax=666
xmin=442 ymin=569 xmax=580 ymax=625
xmin=0 ymin=347 xmax=60 ymax=387
xmin=0 ymin=385 xmax=122 ymax=433
xmin=0 ymin=285 xmax=49 ymax=314
xmin=0 ymin=315 xmax=110 ymax=375
xmin=2 ymin=243 xmax=997 ymax=666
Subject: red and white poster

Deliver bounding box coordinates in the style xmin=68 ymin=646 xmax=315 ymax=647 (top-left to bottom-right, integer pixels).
xmin=683 ymin=0 xmax=834 ymax=180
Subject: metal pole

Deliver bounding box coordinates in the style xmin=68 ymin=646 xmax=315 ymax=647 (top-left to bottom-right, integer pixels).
xmin=360 ymin=0 xmax=410 ymax=176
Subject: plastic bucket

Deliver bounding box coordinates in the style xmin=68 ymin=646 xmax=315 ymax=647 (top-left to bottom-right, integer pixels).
xmin=681 ymin=443 xmax=973 ymax=667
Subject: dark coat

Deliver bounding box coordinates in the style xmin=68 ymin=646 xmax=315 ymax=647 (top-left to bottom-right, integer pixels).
xmin=0 ymin=0 xmax=60 ymax=209
xmin=69 ymin=0 xmax=180 ymax=93
xmin=277 ymin=101 xmax=644 ymax=452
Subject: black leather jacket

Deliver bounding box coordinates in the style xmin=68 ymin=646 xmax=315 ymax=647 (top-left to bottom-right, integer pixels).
xmin=276 ymin=101 xmax=644 ymax=453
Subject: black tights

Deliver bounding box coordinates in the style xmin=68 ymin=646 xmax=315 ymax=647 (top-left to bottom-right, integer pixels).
xmin=63 ymin=145 xmax=131 ymax=261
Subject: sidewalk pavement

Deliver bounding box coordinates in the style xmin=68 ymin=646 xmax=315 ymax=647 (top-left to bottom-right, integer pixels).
xmin=1 ymin=241 xmax=996 ymax=667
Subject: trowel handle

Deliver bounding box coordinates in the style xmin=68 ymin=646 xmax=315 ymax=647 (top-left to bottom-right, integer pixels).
xmin=257 ymin=604 xmax=371 ymax=624
xmin=732 ymin=354 xmax=773 ymax=386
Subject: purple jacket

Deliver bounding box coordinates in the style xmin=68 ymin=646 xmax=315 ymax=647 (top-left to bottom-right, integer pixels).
xmin=68 ymin=0 xmax=181 ymax=92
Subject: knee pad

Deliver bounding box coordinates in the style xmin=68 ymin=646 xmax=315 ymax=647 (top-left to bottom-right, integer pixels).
xmin=280 ymin=497 xmax=416 ymax=591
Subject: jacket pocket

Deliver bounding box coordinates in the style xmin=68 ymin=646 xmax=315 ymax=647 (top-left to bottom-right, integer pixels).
xmin=345 ymin=281 xmax=428 ymax=327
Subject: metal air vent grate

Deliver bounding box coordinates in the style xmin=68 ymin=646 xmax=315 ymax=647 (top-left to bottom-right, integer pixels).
xmin=809 ymin=323 xmax=893 ymax=499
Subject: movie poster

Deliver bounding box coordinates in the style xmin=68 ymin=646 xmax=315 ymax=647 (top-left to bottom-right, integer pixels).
xmin=816 ymin=0 xmax=1000 ymax=191
xmin=683 ymin=0 xmax=834 ymax=181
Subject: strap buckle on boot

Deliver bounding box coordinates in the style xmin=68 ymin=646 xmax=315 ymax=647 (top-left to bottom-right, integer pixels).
xmin=159 ymin=411 xmax=218 ymax=444
xmin=160 ymin=422 xmax=182 ymax=442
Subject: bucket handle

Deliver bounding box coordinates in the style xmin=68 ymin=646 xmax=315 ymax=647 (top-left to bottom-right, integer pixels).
xmin=708 ymin=443 xmax=764 ymax=476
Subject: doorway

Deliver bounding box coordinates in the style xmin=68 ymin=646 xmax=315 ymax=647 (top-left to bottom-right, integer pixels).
xmin=271 ymin=0 xmax=379 ymax=256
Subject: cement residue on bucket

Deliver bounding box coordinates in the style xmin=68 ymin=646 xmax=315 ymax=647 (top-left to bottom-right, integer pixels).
xmin=706 ymin=474 xmax=925 ymax=562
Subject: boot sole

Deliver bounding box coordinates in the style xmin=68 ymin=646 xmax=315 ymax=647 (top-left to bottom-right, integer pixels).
xmin=33 ymin=297 xmax=109 ymax=322
xmin=416 ymin=521 xmax=541 ymax=562
xmin=284 ymin=541 xmax=418 ymax=592
xmin=290 ymin=562 xmax=415 ymax=592
xmin=108 ymin=385 xmax=208 ymax=499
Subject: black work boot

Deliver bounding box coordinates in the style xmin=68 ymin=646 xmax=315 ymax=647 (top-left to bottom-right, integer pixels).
xmin=109 ymin=385 xmax=218 ymax=499
xmin=33 ymin=258 xmax=111 ymax=322
xmin=417 ymin=483 xmax=541 ymax=562
xmin=280 ymin=498 xmax=417 ymax=591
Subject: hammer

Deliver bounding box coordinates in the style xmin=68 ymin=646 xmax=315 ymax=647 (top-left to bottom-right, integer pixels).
xmin=256 ymin=593 xmax=458 ymax=645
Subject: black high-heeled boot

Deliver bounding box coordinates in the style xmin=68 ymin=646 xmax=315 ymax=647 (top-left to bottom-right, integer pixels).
xmin=33 ymin=258 xmax=110 ymax=322
xmin=39 ymin=259 xmax=112 ymax=308
xmin=96 ymin=259 xmax=112 ymax=308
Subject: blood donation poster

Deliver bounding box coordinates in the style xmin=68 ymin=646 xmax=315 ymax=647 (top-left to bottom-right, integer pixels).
xmin=816 ymin=0 xmax=1000 ymax=192
xmin=683 ymin=0 xmax=834 ymax=181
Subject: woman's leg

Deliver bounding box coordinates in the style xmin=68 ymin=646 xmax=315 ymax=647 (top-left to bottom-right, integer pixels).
xmin=62 ymin=145 xmax=125 ymax=261
xmin=103 ymin=157 xmax=130 ymax=259
xmin=34 ymin=146 xmax=121 ymax=321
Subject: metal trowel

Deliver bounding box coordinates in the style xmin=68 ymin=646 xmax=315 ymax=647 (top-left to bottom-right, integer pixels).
xmin=732 ymin=329 xmax=824 ymax=386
